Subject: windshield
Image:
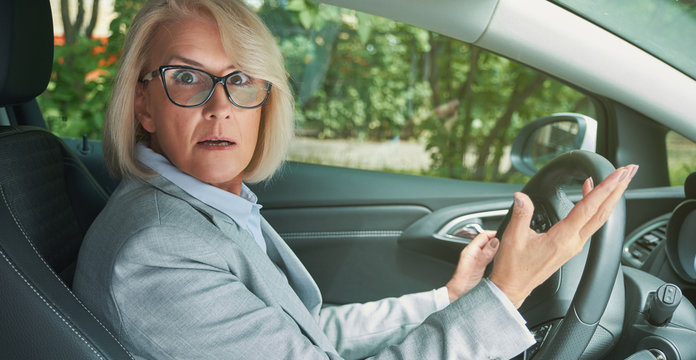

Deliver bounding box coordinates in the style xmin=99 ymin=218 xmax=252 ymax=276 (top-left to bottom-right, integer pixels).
xmin=553 ymin=0 xmax=696 ymax=80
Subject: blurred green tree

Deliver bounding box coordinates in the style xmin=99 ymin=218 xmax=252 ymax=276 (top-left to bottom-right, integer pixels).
xmin=38 ymin=0 xmax=142 ymax=139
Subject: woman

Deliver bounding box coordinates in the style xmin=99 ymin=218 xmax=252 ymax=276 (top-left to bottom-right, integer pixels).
xmin=73 ymin=0 xmax=637 ymax=359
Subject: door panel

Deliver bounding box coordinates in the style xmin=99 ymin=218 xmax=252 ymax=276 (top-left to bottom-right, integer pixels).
xmin=252 ymin=161 xmax=522 ymax=304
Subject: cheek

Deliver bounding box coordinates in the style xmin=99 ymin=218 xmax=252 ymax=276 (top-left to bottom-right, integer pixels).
xmin=242 ymin=110 xmax=263 ymax=150
xmin=139 ymin=89 xmax=175 ymax=134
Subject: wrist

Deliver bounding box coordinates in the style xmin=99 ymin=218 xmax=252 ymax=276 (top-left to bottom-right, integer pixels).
xmin=488 ymin=274 xmax=527 ymax=309
xmin=445 ymin=282 xmax=458 ymax=303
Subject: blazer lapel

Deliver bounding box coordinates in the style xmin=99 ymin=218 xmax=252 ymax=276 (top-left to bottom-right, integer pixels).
xmin=261 ymin=218 xmax=323 ymax=317
xmin=144 ymin=176 xmax=334 ymax=351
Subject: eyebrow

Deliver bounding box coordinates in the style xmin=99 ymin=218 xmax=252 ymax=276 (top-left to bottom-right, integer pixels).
xmin=166 ymin=55 xmax=237 ymax=72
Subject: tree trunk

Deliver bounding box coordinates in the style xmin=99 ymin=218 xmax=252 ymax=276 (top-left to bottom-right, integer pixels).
xmin=85 ymin=0 xmax=100 ymax=39
xmin=426 ymin=32 xmax=441 ymax=107
xmin=457 ymin=46 xmax=481 ymax=145
xmin=473 ymin=72 xmax=547 ymax=179
xmin=61 ymin=0 xmax=86 ymax=46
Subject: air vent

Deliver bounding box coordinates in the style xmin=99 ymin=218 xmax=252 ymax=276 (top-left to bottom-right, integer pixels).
xmin=622 ymin=214 xmax=670 ymax=268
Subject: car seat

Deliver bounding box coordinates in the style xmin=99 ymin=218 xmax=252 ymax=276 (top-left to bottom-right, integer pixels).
xmin=0 ymin=0 xmax=133 ymax=358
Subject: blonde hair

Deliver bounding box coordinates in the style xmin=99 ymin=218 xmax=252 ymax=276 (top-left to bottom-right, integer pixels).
xmin=104 ymin=0 xmax=293 ymax=183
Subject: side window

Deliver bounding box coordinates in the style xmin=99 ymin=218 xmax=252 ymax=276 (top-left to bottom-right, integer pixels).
xmin=259 ymin=1 xmax=597 ymax=184
xmin=666 ymin=131 xmax=696 ymax=186
xmin=38 ymin=0 xmax=599 ymax=186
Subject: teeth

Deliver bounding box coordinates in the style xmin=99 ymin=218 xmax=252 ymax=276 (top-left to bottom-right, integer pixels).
xmin=200 ymin=140 xmax=234 ymax=146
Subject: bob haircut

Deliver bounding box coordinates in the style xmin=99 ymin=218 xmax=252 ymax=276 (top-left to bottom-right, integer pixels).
xmin=104 ymin=0 xmax=294 ymax=183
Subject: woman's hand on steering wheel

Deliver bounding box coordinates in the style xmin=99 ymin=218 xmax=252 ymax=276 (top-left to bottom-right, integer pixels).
xmin=489 ymin=164 xmax=638 ymax=308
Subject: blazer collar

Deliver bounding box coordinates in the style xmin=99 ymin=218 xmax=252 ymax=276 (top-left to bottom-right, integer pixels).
xmin=143 ymin=175 xmax=334 ymax=351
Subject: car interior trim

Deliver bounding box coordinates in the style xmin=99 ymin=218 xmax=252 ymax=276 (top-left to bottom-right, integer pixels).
xmin=434 ymin=209 xmax=509 ymax=244
xmin=280 ymin=230 xmax=403 ymax=241
xmin=622 ymin=214 xmax=670 ymax=268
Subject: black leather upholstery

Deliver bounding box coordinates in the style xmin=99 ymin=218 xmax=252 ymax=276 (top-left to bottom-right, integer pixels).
xmin=0 ymin=126 xmax=134 ymax=359
xmin=0 ymin=126 xmax=107 ymax=285
xmin=0 ymin=0 xmax=133 ymax=358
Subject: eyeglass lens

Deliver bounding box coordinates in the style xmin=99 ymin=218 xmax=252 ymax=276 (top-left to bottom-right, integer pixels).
xmin=163 ymin=67 xmax=268 ymax=108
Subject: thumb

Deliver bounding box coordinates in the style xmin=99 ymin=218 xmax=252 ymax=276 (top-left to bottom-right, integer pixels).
xmin=503 ymin=192 xmax=534 ymax=241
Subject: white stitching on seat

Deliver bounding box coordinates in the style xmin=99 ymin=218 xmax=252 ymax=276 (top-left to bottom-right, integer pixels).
xmin=0 ymin=186 xmax=135 ymax=360
xmin=0 ymin=249 xmax=104 ymax=359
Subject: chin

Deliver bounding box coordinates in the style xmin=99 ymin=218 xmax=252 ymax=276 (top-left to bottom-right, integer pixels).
xmin=196 ymin=170 xmax=244 ymax=188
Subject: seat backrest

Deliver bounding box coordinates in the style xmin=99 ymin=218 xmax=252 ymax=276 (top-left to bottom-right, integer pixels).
xmin=0 ymin=1 xmax=133 ymax=358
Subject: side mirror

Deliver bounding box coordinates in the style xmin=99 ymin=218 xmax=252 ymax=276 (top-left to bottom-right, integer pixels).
xmin=511 ymin=113 xmax=597 ymax=176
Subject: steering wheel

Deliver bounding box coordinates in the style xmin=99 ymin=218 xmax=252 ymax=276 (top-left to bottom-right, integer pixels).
xmin=496 ymin=150 xmax=626 ymax=359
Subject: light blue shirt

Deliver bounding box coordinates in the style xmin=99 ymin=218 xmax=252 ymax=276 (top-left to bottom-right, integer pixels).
xmin=135 ymin=143 xmax=267 ymax=253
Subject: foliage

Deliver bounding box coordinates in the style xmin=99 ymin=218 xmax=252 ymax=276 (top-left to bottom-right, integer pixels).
xmin=37 ymin=0 xmax=142 ymax=140
xmin=38 ymin=35 xmax=107 ymax=139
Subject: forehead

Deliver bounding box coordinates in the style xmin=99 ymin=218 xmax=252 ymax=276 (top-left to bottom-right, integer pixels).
xmin=147 ymin=16 xmax=235 ymax=71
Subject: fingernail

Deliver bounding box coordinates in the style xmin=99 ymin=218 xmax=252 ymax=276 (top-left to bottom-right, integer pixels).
xmin=628 ymin=165 xmax=639 ymax=180
xmin=587 ymin=177 xmax=594 ymax=189
xmin=514 ymin=193 xmax=524 ymax=209
xmin=489 ymin=237 xmax=499 ymax=249
xmin=618 ymin=168 xmax=629 ymax=182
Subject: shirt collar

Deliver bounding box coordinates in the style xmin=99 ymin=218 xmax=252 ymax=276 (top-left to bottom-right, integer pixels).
xmin=135 ymin=142 xmax=262 ymax=228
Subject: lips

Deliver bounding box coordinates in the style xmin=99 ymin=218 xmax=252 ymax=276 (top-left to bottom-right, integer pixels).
xmin=198 ymin=139 xmax=235 ymax=146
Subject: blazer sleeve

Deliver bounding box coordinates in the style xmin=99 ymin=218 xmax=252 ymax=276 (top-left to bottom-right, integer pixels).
xmin=112 ymin=225 xmax=534 ymax=360
xmin=320 ymin=284 xmax=534 ymax=360
xmin=319 ymin=289 xmax=442 ymax=359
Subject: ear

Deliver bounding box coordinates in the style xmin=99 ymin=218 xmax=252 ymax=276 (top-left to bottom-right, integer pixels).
xmin=135 ymin=82 xmax=156 ymax=133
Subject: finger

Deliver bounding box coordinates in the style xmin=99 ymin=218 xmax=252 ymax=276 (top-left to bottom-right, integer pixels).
xmin=502 ymin=192 xmax=534 ymax=242
xmin=560 ymin=166 xmax=632 ymax=232
xmin=582 ymin=176 xmax=594 ymax=197
xmin=578 ymin=165 xmax=638 ymax=239
xmin=480 ymin=237 xmax=500 ymax=262
xmin=559 ymin=165 xmax=637 ymax=241
xmin=468 ymin=230 xmax=496 ymax=250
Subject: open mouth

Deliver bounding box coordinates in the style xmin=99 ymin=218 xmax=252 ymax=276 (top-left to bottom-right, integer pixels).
xmin=198 ymin=139 xmax=236 ymax=146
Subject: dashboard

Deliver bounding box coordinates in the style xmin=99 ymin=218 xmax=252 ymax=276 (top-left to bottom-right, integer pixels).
xmin=622 ymin=175 xmax=696 ymax=305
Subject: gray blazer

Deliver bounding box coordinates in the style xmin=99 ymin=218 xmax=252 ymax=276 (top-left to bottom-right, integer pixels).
xmin=73 ymin=176 xmax=533 ymax=360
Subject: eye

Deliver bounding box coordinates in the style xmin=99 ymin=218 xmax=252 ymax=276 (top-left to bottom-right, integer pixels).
xmin=172 ymin=70 xmax=200 ymax=85
xmin=228 ymin=72 xmax=253 ymax=87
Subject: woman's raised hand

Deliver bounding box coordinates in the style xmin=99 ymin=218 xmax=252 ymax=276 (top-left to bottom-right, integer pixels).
xmin=489 ymin=164 xmax=638 ymax=308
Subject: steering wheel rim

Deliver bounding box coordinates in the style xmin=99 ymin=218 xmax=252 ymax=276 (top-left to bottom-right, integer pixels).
xmin=497 ymin=150 xmax=626 ymax=359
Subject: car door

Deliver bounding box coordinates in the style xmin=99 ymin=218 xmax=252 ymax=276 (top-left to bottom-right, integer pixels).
xmin=251 ymin=162 xmax=520 ymax=304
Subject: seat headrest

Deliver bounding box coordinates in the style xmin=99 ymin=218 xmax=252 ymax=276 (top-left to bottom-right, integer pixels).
xmin=0 ymin=0 xmax=54 ymax=107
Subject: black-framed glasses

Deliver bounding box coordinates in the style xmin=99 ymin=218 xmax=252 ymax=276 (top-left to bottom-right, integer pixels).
xmin=140 ymin=65 xmax=272 ymax=109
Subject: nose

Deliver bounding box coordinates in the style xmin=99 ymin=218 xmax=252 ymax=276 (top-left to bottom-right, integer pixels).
xmin=202 ymin=81 xmax=234 ymax=120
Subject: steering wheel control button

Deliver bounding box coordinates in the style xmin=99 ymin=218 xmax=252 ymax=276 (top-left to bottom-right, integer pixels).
xmin=524 ymin=322 xmax=554 ymax=358
xmin=647 ymin=283 xmax=682 ymax=326
xmin=530 ymin=211 xmax=552 ymax=233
